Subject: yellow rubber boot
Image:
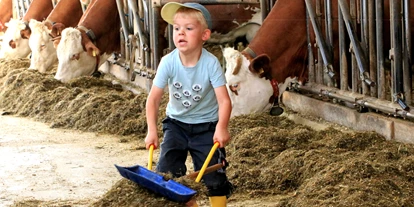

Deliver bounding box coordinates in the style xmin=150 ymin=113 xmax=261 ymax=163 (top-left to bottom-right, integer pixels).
xmin=209 ymin=196 xmax=227 ymax=207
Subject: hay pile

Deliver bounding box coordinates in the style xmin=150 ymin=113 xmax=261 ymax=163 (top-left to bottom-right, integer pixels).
xmin=1 ymin=59 xmax=414 ymax=207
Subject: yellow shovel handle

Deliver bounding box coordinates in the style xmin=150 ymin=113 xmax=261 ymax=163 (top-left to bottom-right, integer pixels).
xmin=195 ymin=142 xmax=220 ymax=183
xmin=147 ymin=144 xmax=154 ymax=170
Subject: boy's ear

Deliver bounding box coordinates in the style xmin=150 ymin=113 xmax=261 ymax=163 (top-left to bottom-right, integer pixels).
xmin=202 ymin=29 xmax=211 ymax=41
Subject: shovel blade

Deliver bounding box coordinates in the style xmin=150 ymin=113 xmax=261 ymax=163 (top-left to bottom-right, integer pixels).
xmin=115 ymin=164 xmax=197 ymax=203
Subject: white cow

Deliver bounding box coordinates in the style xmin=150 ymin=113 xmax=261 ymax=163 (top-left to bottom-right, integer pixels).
xmin=0 ymin=19 xmax=31 ymax=58
xmin=55 ymin=28 xmax=108 ymax=83
xmin=207 ymin=22 xmax=261 ymax=45
xmin=223 ymin=47 xmax=274 ymax=117
xmin=28 ymin=19 xmax=57 ymax=72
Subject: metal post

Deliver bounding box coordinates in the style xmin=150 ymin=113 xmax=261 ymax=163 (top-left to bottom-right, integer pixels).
xmin=361 ymin=0 xmax=370 ymax=95
xmin=304 ymin=0 xmax=335 ymax=80
xmin=339 ymin=1 xmax=349 ymax=91
xmin=402 ymin=0 xmax=411 ymax=105
xmin=368 ymin=0 xmax=377 ymax=97
xmin=116 ymin=0 xmax=130 ymax=42
xmin=376 ymin=0 xmax=385 ymax=99
xmin=338 ymin=0 xmax=374 ymax=87
xmin=307 ymin=7 xmax=315 ymax=83
xmin=390 ymin=0 xmax=403 ymax=101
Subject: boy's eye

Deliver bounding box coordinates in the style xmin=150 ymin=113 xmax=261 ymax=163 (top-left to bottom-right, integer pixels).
xmin=186 ymin=27 xmax=193 ymax=31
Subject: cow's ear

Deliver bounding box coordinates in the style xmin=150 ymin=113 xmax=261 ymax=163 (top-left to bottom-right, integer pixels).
xmin=20 ymin=29 xmax=31 ymax=39
xmin=249 ymin=54 xmax=272 ymax=79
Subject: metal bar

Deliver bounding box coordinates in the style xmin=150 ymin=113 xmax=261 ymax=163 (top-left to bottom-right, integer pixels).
xmin=361 ymin=0 xmax=369 ymax=95
xmin=24 ymin=0 xmax=30 ymax=13
xmin=316 ymin=0 xmax=323 ymax=84
xmin=338 ymin=2 xmax=348 ymax=91
xmin=390 ymin=0 xmax=403 ymax=98
xmin=368 ymin=0 xmax=377 ymax=97
xmin=150 ymin=1 xmax=160 ymax=70
xmin=298 ymin=83 xmax=414 ymax=120
xmin=350 ymin=0 xmax=359 ymax=93
xmin=306 ymin=7 xmax=316 ymax=83
xmin=325 ymin=0 xmax=333 ymax=46
xmin=338 ymin=0 xmax=374 ymax=86
xmin=324 ymin=0 xmax=334 ymax=87
xmin=127 ymin=0 xmax=149 ymax=52
xmin=403 ymin=0 xmax=411 ymax=105
xmin=304 ymin=0 xmax=335 ymax=79
xmin=260 ymin=0 xmax=268 ymax=22
xmin=376 ymin=0 xmax=385 ymax=99
xmin=116 ymin=0 xmax=130 ymax=41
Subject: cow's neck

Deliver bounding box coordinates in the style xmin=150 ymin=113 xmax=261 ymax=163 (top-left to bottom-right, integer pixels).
xmin=247 ymin=0 xmax=308 ymax=84
xmin=47 ymin=0 xmax=83 ymax=28
xmin=23 ymin=0 xmax=54 ymax=22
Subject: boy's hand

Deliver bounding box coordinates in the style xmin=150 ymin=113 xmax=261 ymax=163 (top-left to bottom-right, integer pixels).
xmin=213 ymin=126 xmax=231 ymax=148
xmin=145 ymin=132 xmax=159 ymax=150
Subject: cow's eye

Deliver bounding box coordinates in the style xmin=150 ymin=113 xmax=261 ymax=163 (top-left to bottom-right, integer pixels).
xmin=40 ymin=44 xmax=46 ymax=50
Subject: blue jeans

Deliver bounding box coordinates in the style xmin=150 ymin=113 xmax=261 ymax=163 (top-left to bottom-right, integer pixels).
xmin=156 ymin=116 xmax=233 ymax=197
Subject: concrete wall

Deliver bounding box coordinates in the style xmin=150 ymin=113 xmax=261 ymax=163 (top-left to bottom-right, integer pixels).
xmin=282 ymin=91 xmax=414 ymax=144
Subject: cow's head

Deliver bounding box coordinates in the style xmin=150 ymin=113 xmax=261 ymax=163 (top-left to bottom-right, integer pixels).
xmin=55 ymin=27 xmax=105 ymax=83
xmin=0 ymin=19 xmax=31 ymax=58
xmin=28 ymin=19 xmax=57 ymax=73
xmin=223 ymin=47 xmax=273 ymax=117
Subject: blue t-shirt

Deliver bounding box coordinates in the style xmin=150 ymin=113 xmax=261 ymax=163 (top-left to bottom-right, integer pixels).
xmin=153 ymin=48 xmax=226 ymax=124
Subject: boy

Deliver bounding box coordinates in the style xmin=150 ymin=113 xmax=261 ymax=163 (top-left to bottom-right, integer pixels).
xmin=145 ymin=2 xmax=232 ymax=207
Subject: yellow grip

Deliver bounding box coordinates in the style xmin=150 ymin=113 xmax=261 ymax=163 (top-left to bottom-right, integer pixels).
xmin=147 ymin=144 xmax=154 ymax=170
xmin=195 ymin=142 xmax=220 ymax=183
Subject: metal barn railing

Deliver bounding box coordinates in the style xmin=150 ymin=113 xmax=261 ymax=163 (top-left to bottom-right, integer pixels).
xmin=296 ymin=0 xmax=414 ymax=120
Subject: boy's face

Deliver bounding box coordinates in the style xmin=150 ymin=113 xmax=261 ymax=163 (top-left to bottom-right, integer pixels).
xmin=172 ymin=13 xmax=210 ymax=55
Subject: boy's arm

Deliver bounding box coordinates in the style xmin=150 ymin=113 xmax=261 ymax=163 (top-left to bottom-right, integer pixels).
xmin=145 ymin=85 xmax=164 ymax=149
xmin=213 ymin=85 xmax=232 ymax=147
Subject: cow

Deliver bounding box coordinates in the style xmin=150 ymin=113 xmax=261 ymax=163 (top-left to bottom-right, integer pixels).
xmin=28 ymin=0 xmax=83 ymax=73
xmin=0 ymin=0 xmax=13 ymax=32
xmin=223 ymin=0 xmax=414 ymax=117
xmin=0 ymin=0 xmax=54 ymax=58
xmin=208 ymin=22 xmax=261 ymax=45
xmin=223 ymin=47 xmax=274 ymax=117
xmin=54 ymin=2 xmax=261 ymax=82
xmin=55 ymin=0 xmax=120 ymax=82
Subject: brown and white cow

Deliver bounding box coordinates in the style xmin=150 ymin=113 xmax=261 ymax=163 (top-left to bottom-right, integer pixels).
xmin=0 ymin=0 xmax=54 ymax=58
xmin=223 ymin=47 xmax=275 ymax=117
xmin=0 ymin=0 xmax=13 ymax=32
xmin=224 ymin=0 xmax=414 ymax=116
xmin=28 ymin=0 xmax=83 ymax=73
xmin=55 ymin=0 xmax=120 ymax=82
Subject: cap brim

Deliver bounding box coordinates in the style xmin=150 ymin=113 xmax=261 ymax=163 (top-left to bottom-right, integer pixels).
xmin=161 ymin=2 xmax=186 ymax=26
